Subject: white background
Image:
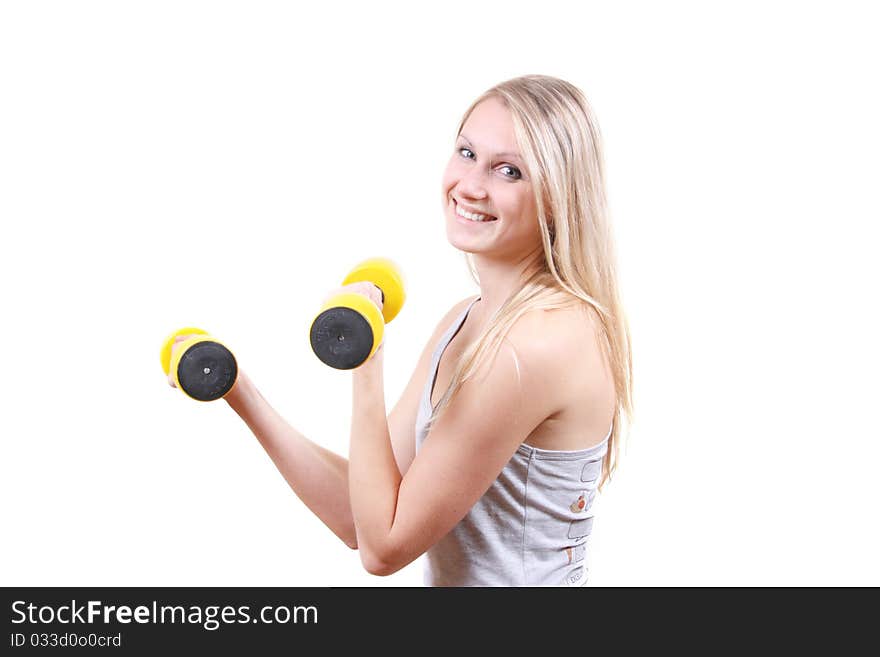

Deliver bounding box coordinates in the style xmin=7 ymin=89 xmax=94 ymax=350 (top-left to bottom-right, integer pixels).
xmin=1 ymin=1 xmax=877 ymax=586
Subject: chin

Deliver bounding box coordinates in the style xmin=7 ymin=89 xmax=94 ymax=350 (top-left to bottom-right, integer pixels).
xmin=446 ymin=235 xmax=481 ymax=254
xmin=449 ymin=242 xmax=484 ymax=255
xmin=445 ymin=223 xmax=488 ymax=254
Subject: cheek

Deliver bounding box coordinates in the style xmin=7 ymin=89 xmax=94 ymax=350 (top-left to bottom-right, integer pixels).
xmin=504 ymin=192 xmax=532 ymax=221
xmin=441 ymin=160 xmax=459 ymax=191
xmin=440 ymin=173 xmax=453 ymax=196
xmin=513 ymin=194 xmax=541 ymax=237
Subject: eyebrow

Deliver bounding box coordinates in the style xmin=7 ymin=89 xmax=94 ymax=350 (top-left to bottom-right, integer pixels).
xmin=457 ymin=134 xmax=524 ymax=164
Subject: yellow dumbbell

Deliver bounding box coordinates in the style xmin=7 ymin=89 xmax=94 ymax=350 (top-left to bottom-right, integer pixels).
xmin=160 ymin=327 xmax=238 ymax=401
xmin=310 ymin=257 xmax=406 ymax=369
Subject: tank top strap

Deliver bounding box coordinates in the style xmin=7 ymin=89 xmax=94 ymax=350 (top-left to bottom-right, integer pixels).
xmin=421 ymin=296 xmax=481 ymax=416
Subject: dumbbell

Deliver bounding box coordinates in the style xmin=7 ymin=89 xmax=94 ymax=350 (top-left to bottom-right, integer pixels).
xmin=160 ymin=327 xmax=238 ymax=401
xmin=310 ymin=258 xmax=406 ymax=369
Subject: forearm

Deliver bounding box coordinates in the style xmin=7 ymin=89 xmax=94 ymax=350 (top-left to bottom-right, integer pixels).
xmin=348 ymin=348 xmax=403 ymax=571
xmin=225 ymin=371 xmax=358 ymax=549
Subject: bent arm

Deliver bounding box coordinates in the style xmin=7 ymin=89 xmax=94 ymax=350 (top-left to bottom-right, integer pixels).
xmin=223 ymin=298 xmax=474 ymax=563
xmin=225 ymin=371 xmax=360 ymax=549
xmin=348 ymin=322 xmax=564 ymax=576
xmin=348 ymin=349 xmax=400 ymax=570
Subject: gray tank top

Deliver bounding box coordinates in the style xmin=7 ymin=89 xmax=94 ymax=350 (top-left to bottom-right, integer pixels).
xmin=414 ymin=297 xmax=611 ymax=586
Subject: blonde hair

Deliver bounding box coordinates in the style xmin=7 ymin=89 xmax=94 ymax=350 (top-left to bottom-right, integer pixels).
xmin=429 ymin=74 xmax=633 ymax=491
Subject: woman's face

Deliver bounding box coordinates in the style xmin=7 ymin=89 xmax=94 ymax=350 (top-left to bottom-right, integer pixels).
xmin=441 ymin=97 xmax=541 ymax=260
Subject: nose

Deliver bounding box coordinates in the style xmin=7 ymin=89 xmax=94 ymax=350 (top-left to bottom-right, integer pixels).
xmin=455 ymin=164 xmax=489 ymax=200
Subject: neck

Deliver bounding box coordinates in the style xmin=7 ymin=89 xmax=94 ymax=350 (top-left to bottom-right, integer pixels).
xmin=471 ymin=248 xmax=544 ymax=323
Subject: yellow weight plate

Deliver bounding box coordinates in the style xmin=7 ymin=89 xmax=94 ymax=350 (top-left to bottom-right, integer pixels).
xmin=341 ymin=257 xmax=406 ymax=324
xmin=160 ymin=327 xmax=208 ymax=375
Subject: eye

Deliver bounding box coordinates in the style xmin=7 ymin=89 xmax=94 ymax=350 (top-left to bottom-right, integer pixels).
xmin=500 ymin=165 xmax=522 ymax=180
xmin=457 ymin=146 xmax=522 ymax=180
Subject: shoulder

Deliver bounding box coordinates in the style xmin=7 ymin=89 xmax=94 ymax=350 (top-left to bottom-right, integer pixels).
xmin=426 ymin=295 xmax=480 ymax=339
xmin=501 ymin=301 xmax=610 ymax=395
xmin=506 ymin=300 xmax=602 ymax=359
xmin=409 ymin=295 xmax=480 ymax=368
xmin=446 ymin=295 xmax=481 ymax=323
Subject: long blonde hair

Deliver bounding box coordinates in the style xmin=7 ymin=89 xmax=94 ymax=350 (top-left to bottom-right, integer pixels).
xmin=429 ymin=74 xmax=633 ymax=491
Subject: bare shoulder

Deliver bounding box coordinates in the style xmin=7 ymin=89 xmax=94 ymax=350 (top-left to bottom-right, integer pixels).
xmin=427 ymin=295 xmax=480 ymax=340
xmin=503 ymin=301 xmax=613 ymax=401
xmin=407 ymin=295 xmax=479 ymax=374
xmin=506 ymin=301 xmax=604 ymax=360
xmin=444 ymin=295 xmax=481 ymax=324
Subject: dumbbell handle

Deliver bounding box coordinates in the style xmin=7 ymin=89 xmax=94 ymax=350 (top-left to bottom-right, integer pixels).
xmin=340 ymin=257 xmax=405 ymax=324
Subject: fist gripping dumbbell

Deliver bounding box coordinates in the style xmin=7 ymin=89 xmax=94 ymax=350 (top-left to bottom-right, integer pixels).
xmin=160 ymin=327 xmax=238 ymax=401
xmin=310 ymin=258 xmax=406 ymax=369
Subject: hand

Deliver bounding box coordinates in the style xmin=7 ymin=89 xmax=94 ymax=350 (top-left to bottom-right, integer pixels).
xmin=166 ymin=334 xmax=197 ymax=389
xmin=322 ymin=282 xmax=384 ymax=314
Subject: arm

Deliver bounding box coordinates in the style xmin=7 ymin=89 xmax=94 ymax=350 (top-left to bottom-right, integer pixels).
xmin=221 ymin=303 xmax=462 ymax=550
xmin=348 ymin=312 xmax=564 ymax=576
xmin=225 ymin=372 xmax=360 ymax=548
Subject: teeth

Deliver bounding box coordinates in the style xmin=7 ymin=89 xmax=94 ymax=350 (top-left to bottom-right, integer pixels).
xmin=455 ymin=203 xmax=495 ymax=222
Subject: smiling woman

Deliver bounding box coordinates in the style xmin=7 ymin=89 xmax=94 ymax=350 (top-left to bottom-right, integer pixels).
xmin=186 ymin=74 xmax=633 ymax=587
xmin=346 ymin=75 xmax=632 ymax=585
xmin=433 ymin=77 xmax=632 ymax=483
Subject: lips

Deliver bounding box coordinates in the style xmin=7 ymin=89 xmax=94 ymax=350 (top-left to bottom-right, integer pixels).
xmin=454 ymin=199 xmax=497 ymax=222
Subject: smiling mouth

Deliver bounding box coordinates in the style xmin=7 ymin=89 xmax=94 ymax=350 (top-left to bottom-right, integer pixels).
xmin=454 ymin=201 xmax=497 ymax=222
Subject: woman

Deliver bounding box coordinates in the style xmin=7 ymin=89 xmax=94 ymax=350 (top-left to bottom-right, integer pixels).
xmin=170 ymin=74 xmax=633 ymax=586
